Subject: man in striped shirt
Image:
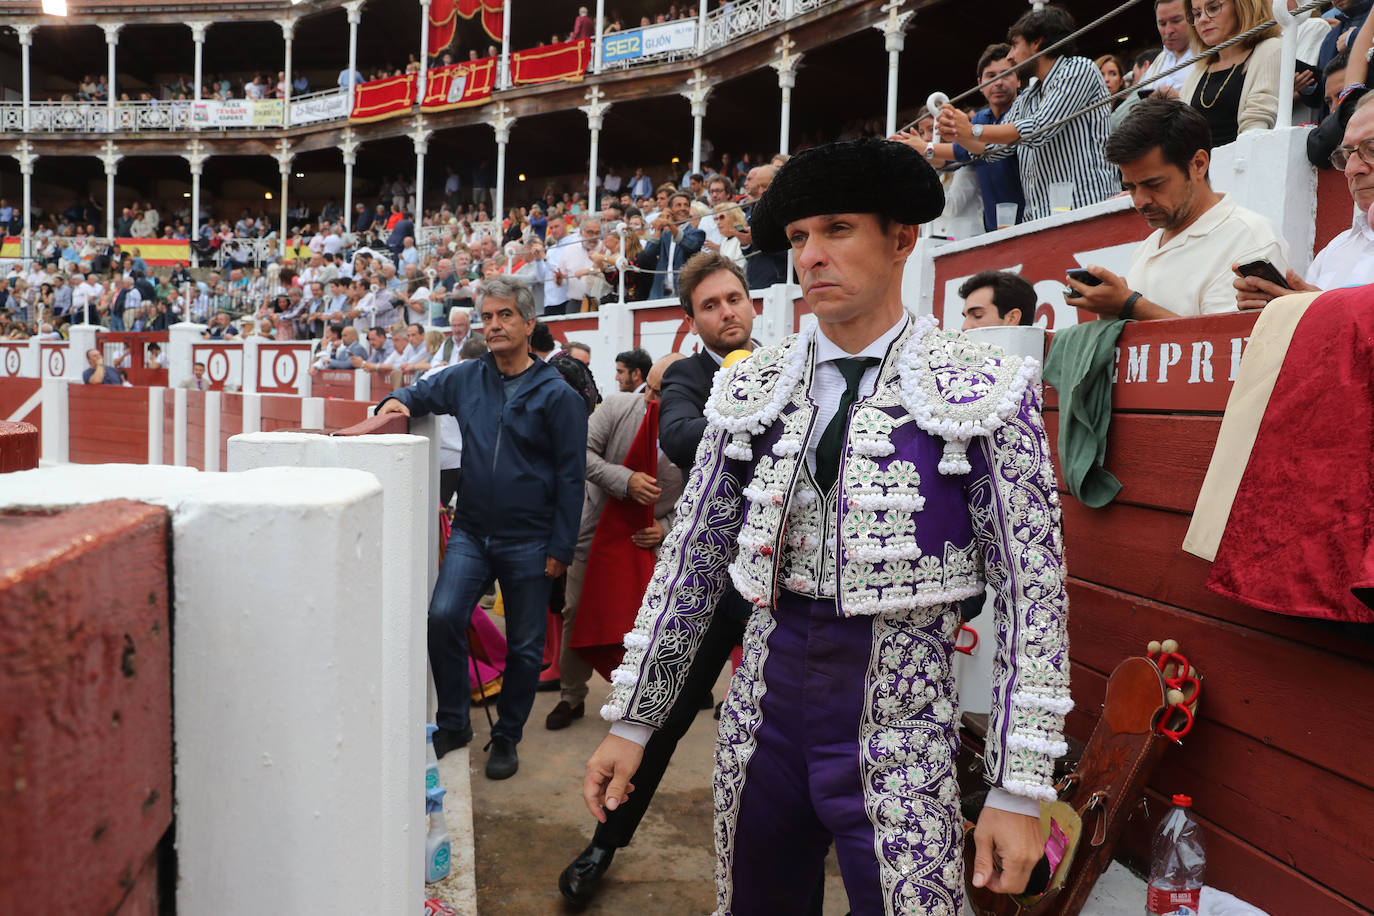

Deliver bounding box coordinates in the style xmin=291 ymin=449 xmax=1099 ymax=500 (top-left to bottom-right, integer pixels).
xmin=937 ymin=5 xmax=1119 ymax=221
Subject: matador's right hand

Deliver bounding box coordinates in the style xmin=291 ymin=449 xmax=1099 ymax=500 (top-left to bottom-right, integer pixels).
xmin=583 ymin=734 xmax=643 ymax=823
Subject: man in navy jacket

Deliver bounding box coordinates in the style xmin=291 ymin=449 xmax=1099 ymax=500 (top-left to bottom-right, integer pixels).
xmin=380 ymin=275 xmax=588 ymax=780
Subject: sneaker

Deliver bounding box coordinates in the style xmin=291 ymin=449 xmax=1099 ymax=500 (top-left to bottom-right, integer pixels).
xmin=545 ymin=700 xmax=585 ymax=730
xmin=484 ymin=737 xmax=519 ymax=780
xmin=433 ymin=724 xmax=473 ymax=760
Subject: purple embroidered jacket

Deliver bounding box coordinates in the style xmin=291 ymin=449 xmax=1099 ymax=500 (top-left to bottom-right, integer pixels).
xmin=603 ymin=314 xmax=1072 ymax=801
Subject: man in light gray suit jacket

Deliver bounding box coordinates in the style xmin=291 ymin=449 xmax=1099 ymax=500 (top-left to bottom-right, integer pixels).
xmin=546 ymin=354 xmax=687 ymax=729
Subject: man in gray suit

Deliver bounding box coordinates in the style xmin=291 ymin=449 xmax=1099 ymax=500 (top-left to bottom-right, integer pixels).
xmin=546 ymin=354 xmax=687 ymax=729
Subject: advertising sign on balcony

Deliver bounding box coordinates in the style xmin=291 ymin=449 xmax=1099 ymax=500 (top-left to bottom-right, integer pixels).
xmin=192 ymin=99 xmax=284 ymax=127
xmin=289 ymin=92 xmax=352 ymax=126
xmin=602 ymin=20 xmax=697 ymax=63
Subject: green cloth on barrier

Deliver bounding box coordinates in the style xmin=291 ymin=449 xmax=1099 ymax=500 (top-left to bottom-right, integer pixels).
xmin=1042 ymin=319 xmax=1129 ymax=508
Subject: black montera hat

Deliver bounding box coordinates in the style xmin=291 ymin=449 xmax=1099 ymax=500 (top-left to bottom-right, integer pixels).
xmin=748 ymin=138 xmax=945 ymax=253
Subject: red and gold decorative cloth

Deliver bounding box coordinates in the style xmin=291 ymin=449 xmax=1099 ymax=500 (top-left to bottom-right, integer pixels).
xmin=428 ymin=0 xmax=503 ymax=50
xmin=572 ymin=399 xmax=660 ymax=680
xmin=511 ymin=38 xmax=592 ymax=86
xmin=421 ymin=57 xmax=498 ymax=112
xmin=350 ymin=73 xmax=418 ymax=123
xmin=1208 ymin=284 xmax=1374 ymax=623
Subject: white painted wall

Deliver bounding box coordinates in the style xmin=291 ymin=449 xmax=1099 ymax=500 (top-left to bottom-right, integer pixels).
xmin=0 ymin=464 xmax=396 ymax=915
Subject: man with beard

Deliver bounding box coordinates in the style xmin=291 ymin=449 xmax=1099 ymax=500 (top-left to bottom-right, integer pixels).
xmin=1066 ymin=98 xmax=1290 ymax=319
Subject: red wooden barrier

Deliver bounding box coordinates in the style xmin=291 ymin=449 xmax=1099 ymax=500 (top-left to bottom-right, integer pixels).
xmin=0 ymin=421 xmax=38 ymax=471
xmin=68 ymin=385 xmax=149 ymax=465
xmin=0 ymin=500 xmax=173 ymax=915
xmin=1037 ymin=312 xmax=1374 ymax=913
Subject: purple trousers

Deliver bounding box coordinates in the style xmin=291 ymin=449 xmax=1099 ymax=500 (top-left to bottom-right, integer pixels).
xmin=712 ymin=588 xmax=965 ymax=916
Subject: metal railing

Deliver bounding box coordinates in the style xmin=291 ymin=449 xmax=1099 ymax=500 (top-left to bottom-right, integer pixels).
xmin=703 ymin=0 xmax=793 ymax=52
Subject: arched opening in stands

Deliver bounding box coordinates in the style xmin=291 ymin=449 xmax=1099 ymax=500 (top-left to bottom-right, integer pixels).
xmin=598 ymin=93 xmax=705 ymax=184
xmin=502 ymin=108 xmax=595 ymax=209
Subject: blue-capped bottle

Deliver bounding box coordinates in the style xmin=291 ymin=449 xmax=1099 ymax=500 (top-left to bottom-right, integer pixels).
xmin=425 ymin=786 xmax=452 ymax=884
xmin=425 ymin=723 xmax=441 ymax=792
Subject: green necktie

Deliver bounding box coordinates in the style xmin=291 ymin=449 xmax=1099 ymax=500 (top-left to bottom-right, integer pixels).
xmin=814 ymin=356 xmax=879 ymax=494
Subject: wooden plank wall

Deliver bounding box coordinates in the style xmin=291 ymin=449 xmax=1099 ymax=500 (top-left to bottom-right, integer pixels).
xmin=1044 ymin=317 xmax=1374 ymax=914
xmin=68 ymin=385 xmax=149 ymax=465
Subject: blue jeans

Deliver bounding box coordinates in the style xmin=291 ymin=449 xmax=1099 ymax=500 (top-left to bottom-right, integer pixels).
xmin=429 ymin=526 xmax=553 ymax=744
xmin=108 ymin=312 xmax=124 ymax=331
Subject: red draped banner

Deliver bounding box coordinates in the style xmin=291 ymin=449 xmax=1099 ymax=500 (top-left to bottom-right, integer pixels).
xmin=511 ymin=38 xmax=592 ymax=86
xmin=421 ymin=57 xmax=498 ymax=112
xmin=428 ymin=0 xmax=504 ymax=50
xmin=350 ymin=73 xmax=418 ymax=123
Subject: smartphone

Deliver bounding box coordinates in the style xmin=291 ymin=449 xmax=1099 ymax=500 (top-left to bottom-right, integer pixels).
xmin=1236 ymin=259 xmax=1290 ymax=289
xmin=1065 ymin=268 xmax=1103 ymax=287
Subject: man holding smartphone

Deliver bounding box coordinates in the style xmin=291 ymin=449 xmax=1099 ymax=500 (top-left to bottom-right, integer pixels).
xmin=1064 ymin=99 xmax=1289 ymax=320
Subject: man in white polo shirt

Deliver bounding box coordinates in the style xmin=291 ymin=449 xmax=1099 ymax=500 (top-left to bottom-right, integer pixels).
xmin=1065 ymin=98 xmax=1289 ymax=320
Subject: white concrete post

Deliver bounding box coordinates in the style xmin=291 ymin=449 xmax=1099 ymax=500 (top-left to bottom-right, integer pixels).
xmin=17 ymin=141 xmax=36 ymax=274
xmin=412 ymin=117 xmax=432 ymax=224
xmin=101 ymin=141 xmax=122 ymax=241
xmin=345 ymin=1 xmax=364 ymax=105
xmin=103 ymin=23 xmax=121 ymax=122
xmin=168 ymin=322 xmax=207 ymax=388
xmin=418 ymin=0 xmax=432 ymax=100
xmin=17 ymin=25 xmax=33 ymax=132
xmin=67 ymin=322 xmax=102 ymax=360
xmin=342 ymin=129 xmax=359 ymax=244
xmin=240 ymin=393 xmax=262 ymax=434
xmin=203 ymin=390 xmax=221 ymax=472
xmin=279 ymin=18 xmax=296 ymax=127
xmin=682 ymin=70 xmax=710 ymax=176
xmin=593 ymin=0 xmax=607 ymax=74
xmin=148 ymin=386 xmax=164 ymax=465
xmin=274 ymin=139 xmax=292 ymax=239
xmin=185 ymin=141 xmax=208 ymax=268
xmin=580 ymin=88 xmax=610 ymax=210
xmin=489 ymin=102 xmax=516 ymax=225
xmin=499 ymin=0 xmax=513 ymax=89
xmin=39 ymin=380 xmax=68 ymax=464
xmin=875 ymin=2 xmax=913 ymax=138
xmin=301 ymin=396 xmax=325 ymax=429
xmin=172 ymin=387 xmax=188 ymax=466
xmin=189 ymin=21 xmax=209 ymax=105
xmin=227 ymin=433 xmax=432 ymax=915
xmin=352 ymin=368 xmax=371 ymax=401
xmin=240 ymin=336 xmax=260 ymax=395
xmin=771 ymin=39 xmax=801 ymax=156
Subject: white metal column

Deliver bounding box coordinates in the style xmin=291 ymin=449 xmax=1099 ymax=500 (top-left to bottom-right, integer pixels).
xmin=342 ymin=128 xmax=359 ymax=242
xmin=101 ymin=140 xmax=122 ymax=241
xmin=581 ymin=87 xmax=610 ymax=210
xmin=280 ymin=19 xmax=296 ymax=127
xmin=190 ymin=21 xmax=208 ymax=114
xmin=345 ymin=1 xmax=365 ymax=105
xmin=17 ymin=141 xmax=36 ymax=273
xmin=103 ymin=23 xmax=122 ymax=122
xmin=274 ymin=139 xmax=292 ymax=239
xmin=876 ymin=2 xmax=913 ymax=137
xmin=412 ymin=117 xmax=431 ymax=224
xmin=682 ymin=69 xmax=710 ymax=175
xmin=418 ymin=0 xmax=432 ymax=100
xmin=771 ymin=38 xmax=801 ymax=156
xmin=499 ymin=0 xmax=513 ymax=89
xmin=593 ymin=0 xmax=607 ymax=74
xmin=185 ymin=141 xmax=208 ymax=268
xmin=17 ymin=25 xmax=33 ymax=132
xmin=490 ymin=102 xmax=516 ymax=223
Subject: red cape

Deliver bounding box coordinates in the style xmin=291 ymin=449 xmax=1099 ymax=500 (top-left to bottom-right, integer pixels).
xmin=1208 ymin=285 xmax=1374 ymax=623
xmin=572 ymin=400 xmax=660 ymax=679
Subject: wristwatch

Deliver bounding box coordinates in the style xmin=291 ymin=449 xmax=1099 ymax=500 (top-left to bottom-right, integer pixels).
xmin=971 ymin=123 xmax=985 ymax=140
xmin=924 ymin=142 xmax=936 ymax=160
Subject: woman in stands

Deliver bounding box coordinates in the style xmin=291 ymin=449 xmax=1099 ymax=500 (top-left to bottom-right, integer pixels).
xmin=1096 ymin=54 xmax=1127 ymax=109
xmin=1183 ymin=0 xmax=1281 ymax=145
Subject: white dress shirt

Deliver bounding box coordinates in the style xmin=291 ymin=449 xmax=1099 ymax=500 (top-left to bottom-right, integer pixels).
xmin=1306 ymin=208 xmax=1374 ymax=291
xmin=805 ymin=314 xmax=909 ymax=473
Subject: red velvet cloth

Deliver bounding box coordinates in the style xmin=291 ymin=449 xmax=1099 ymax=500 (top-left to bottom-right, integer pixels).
xmin=1207 ymin=285 xmax=1374 ymax=623
xmin=421 ymin=58 xmax=497 ymax=111
xmin=572 ymin=400 xmax=659 ymax=679
xmin=349 ymin=73 xmax=417 ymax=123
xmin=511 ymin=39 xmax=592 ymax=86
xmin=428 ymin=0 xmax=503 ymax=48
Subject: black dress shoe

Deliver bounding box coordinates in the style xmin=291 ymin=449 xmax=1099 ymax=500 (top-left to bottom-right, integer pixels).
xmin=558 ymin=842 xmax=616 ymax=905
xmin=484 ymin=736 xmax=519 ymax=780
xmin=433 ymin=725 xmax=473 ymax=760
xmin=545 ymin=700 xmax=585 ymax=730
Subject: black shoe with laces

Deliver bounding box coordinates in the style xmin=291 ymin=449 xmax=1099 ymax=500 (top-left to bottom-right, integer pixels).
xmin=432 ymin=724 xmax=473 ymax=760
xmin=558 ymin=842 xmax=616 ymax=905
xmin=484 ymin=736 xmax=519 ymax=780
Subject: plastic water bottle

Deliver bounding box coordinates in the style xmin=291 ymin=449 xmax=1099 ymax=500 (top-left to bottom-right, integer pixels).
xmin=425 ymin=723 xmax=441 ymax=792
xmin=1146 ymin=794 xmax=1206 ymax=915
xmin=425 ymin=786 xmax=452 ymax=884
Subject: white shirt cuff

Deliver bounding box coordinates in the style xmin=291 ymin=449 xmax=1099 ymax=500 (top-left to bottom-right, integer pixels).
xmin=608 ymin=721 xmax=654 ymax=747
xmin=984 ymin=787 xmax=1044 ymax=818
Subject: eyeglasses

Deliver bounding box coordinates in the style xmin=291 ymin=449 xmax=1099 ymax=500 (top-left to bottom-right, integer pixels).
xmin=1186 ymin=0 xmax=1227 ymax=23
xmin=1330 ymin=139 xmax=1374 ymax=171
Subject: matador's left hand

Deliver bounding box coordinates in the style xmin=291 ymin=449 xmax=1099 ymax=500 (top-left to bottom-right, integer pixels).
xmin=972 ymin=806 xmax=1043 ymax=894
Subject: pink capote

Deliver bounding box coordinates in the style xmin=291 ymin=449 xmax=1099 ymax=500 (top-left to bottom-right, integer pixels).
xmin=1207 ymin=285 xmax=1374 ymax=623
